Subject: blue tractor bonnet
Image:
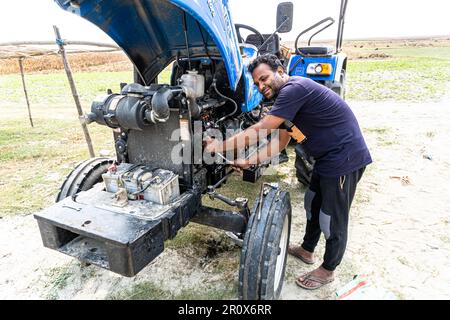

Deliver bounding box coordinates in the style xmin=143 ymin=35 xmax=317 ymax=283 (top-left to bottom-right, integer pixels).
xmin=55 ymin=0 xmax=244 ymax=91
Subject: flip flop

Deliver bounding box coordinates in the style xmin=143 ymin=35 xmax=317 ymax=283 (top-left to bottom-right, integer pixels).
xmin=295 ymin=272 xmax=335 ymax=290
xmin=288 ymin=245 xmax=316 ymax=265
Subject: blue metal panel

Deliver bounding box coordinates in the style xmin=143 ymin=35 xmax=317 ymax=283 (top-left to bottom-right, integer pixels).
xmin=240 ymin=45 xmax=263 ymax=112
xmin=288 ymin=55 xmax=338 ymax=81
xmin=54 ymin=0 xmax=243 ymax=91
xmin=170 ymin=0 xmax=242 ymax=90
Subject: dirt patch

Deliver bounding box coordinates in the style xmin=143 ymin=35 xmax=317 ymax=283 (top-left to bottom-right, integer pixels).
xmin=355 ymin=52 xmax=392 ymax=60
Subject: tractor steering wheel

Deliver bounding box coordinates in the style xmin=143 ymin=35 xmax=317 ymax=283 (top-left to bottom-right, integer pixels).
xmin=234 ymin=24 xmax=265 ymax=47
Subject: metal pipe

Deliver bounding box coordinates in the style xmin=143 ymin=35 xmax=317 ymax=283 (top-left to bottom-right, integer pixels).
xmin=182 ymin=11 xmax=192 ymax=70
xmin=294 ymin=17 xmax=335 ymax=54
xmin=212 ymin=169 xmax=235 ymax=189
xmin=257 ymin=17 xmax=290 ymax=53
xmin=308 ymin=18 xmax=335 ymax=46
xmin=190 ymin=206 xmax=247 ymax=234
xmin=336 ymin=0 xmax=349 ymax=52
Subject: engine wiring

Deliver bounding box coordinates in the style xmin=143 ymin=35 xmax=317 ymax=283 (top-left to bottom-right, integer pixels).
xmin=212 ymin=79 xmax=239 ymax=125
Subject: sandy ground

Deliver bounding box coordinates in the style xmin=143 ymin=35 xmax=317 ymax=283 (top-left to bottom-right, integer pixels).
xmin=282 ymin=96 xmax=450 ymax=300
xmin=1 ymin=97 xmax=450 ymax=300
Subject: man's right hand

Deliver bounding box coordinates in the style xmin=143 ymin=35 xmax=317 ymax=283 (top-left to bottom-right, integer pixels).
xmin=204 ymin=136 xmax=223 ymax=154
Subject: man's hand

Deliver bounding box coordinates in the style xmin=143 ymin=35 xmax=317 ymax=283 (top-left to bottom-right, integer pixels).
xmin=204 ymin=136 xmax=222 ymax=154
xmin=230 ymin=159 xmax=251 ymax=173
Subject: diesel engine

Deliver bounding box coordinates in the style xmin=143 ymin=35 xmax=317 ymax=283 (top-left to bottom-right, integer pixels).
xmin=85 ymin=59 xmax=264 ymax=199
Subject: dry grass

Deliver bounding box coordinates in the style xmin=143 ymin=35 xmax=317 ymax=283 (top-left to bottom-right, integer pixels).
xmin=286 ymin=36 xmax=450 ymax=59
xmin=0 ymin=52 xmax=132 ymax=75
xmin=2 ymin=37 xmax=449 ymax=76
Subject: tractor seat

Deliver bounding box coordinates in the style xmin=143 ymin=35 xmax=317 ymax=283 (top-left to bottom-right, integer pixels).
xmin=298 ymin=46 xmax=334 ymax=56
xmin=245 ymin=34 xmax=281 ymax=57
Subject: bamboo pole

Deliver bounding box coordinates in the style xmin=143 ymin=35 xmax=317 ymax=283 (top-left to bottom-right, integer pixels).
xmin=18 ymin=58 xmax=34 ymax=128
xmin=53 ymin=25 xmax=95 ymax=158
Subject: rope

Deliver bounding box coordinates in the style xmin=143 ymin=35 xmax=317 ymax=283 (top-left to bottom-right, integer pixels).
xmin=55 ymin=38 xmax=66 ymax=46
xmin=0 ymin=40 xmax=121 ymax=60
xmin=340 ymin=175 xmax=346 ymax=189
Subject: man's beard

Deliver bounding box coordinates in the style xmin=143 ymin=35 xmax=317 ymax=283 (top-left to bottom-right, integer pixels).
xmin=263 ymin=80 xmax=283 ymax=100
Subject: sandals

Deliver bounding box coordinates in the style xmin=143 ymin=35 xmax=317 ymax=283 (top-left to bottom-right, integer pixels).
xmin=295 ymin=272 xmax=335 ymax=290
xmin=288 ymin=245 xmax=316 ymax=265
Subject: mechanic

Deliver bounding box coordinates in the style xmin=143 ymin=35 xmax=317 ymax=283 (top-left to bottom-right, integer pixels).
xmin=205 ymin=53 xmax=372 ymax=290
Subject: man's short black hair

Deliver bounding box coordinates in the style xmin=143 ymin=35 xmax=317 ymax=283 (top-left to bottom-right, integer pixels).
xmin=248 ymin=54 xmax=284 ymax=74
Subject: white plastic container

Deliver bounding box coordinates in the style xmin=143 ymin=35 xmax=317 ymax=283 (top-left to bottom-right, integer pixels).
xmin=180 ymin=70 xmax=205 ymax=99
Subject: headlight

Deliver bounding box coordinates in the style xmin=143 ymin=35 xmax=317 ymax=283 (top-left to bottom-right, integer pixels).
xmin=306 ymin=63 xmax=332 ymax=76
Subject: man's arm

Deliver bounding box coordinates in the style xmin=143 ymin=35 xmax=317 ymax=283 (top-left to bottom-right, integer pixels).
xmin=205 ymin=115 xmax=286 ymax=153
xmin=232 ymin=129 xmax=291 ymax=169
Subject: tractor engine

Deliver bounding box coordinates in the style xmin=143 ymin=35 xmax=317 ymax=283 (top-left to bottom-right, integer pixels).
xmin=84 ymin=61 xmax=261 ymax=201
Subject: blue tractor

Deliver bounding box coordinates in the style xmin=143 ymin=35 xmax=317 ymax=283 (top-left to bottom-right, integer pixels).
xmin=288 ymin=0 xmax=348 ymax=99
xmin=35 ymin=0 xmax=297 ymax=300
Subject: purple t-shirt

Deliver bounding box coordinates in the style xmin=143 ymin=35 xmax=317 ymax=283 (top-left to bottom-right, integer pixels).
xmin=269 ymin=76 xmax=372 ymax=177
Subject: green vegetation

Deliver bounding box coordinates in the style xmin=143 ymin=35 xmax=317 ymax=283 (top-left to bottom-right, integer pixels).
xmin=364 ymin=127 xmax=398 ymax=147
xmin=365 ymin=127 xmax=390 ymax=135
xmin=165 ymin=223 xmax=218 ymax=251
xmin=0 ymin=115 xmax=112 ymax=216
xmin=384 ymin=46 xmax=450 ymax=60
xmin=0 ymin=71 xmax=133 ymax=106
xmin=347 ymin=53 xmax=449 ymax=101
xmin=45 ymin=266 xmax=73 ymax=300
xmin=0 ymin=68 xmax=171 ymax=107
xmin=108 ymin=281 xmax=236 ymax=300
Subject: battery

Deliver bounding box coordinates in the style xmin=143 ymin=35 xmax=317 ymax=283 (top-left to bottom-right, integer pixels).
xmin=102 ymin=163 xmax=180 ymax=205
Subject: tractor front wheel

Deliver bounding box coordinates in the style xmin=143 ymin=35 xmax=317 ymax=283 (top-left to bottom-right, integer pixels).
xmin=333 ymin=69 xmax=346 ymax=100
xmin=238 ymin=187 xmax=291 ymax=300
xmin=56 ymin=157 xmax=114 ymax=202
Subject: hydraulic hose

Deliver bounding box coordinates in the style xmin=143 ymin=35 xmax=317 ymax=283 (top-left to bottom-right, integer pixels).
xmin=212 ymin=80 xmax=238 ymax=125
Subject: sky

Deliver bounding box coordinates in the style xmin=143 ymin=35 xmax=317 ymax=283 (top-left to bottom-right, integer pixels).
xmin=0 ymin=0 xmax=449 ymax=45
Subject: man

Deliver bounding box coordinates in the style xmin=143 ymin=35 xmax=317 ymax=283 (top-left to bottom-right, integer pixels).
xmin=205 ymin=54 xmax=372 ymax=290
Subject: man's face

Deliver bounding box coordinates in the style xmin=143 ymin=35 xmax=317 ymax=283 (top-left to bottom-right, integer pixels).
xmin=252 ymin=63 xmax=286 ymax=99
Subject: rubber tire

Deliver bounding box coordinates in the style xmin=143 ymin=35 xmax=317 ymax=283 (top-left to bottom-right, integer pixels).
xmin=56 ymin=157 xmax=114 ymax=202
xmin=333 ymin=69 xmax=346 ymax=100
xmin=294 ymin=144 xmax=314 ymax=188
xmin=239 ymin=188 xmax=292 ymax=300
